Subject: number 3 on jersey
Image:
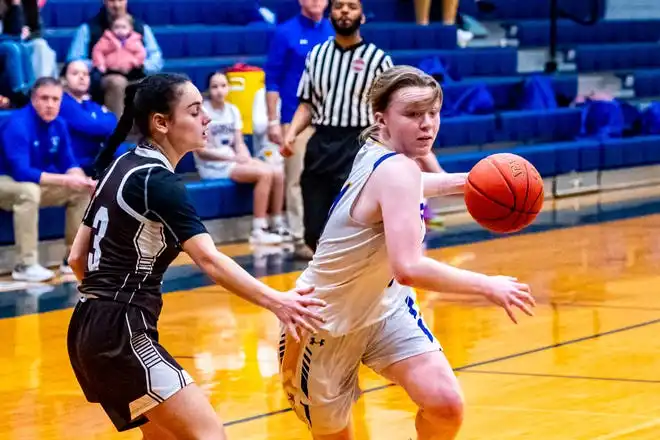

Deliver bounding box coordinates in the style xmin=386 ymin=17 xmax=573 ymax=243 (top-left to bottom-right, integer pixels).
xmin=88 ymin=206 xmax=109 ymax=271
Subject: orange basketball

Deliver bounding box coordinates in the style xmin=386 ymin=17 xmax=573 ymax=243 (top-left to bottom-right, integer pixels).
xmin=464 ymin=153 xmax=544 ymax=233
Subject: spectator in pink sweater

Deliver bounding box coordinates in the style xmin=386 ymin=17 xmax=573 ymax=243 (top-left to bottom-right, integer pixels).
xmin=91 ymin=15 xmax=146 ymax=86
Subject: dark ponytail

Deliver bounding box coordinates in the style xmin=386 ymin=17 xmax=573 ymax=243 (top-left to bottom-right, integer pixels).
xmin=93 ymin=82 xmax=140 ymax=179
xmin=93 ymin=73 xmax=191 ymax=179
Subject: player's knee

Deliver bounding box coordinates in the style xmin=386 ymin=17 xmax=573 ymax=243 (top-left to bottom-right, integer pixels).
xmin=419 ymin=387 xmax=464 ymax=428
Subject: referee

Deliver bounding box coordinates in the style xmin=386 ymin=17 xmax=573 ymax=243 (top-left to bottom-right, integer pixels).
xmin=281 ymin=0 xmax=393 ymax=251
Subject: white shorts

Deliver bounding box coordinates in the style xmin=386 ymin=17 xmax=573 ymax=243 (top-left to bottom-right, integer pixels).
xmin=256 ymin=143 xmax=284 ymax=169
xmin=279 ymin=294 xmax=441 ymax=435
xmin=197 ymin=161 xmax=236 ymax=180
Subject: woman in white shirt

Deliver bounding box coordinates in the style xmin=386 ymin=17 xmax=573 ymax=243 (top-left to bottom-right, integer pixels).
xmin=196 ymin=71 xmax=291 ymax=245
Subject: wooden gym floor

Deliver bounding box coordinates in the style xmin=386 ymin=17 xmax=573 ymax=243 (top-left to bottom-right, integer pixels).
xmin=2 ymin=186 xmax=660 ymax=439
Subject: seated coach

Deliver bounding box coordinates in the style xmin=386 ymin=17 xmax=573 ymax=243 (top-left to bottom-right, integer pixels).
xmin=0 ymin=77 xmax=96 ymax=282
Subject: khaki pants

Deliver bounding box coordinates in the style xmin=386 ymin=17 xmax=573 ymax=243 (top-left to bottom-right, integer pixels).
xmin=283 ymin=125 xmax=314 ymax=241
xmin=0 ymin=176 xmax=90 ymax=266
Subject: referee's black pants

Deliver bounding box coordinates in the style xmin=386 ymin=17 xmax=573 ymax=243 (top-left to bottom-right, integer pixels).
xmin=300 ymin=126 xmax=363 ymax=252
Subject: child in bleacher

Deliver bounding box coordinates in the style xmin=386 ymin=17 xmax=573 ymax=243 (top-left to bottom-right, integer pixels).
xmin=91 ymin=14 xmax=146 ymax=82
xmin=196 ymin=71 xmax=292 ymax=245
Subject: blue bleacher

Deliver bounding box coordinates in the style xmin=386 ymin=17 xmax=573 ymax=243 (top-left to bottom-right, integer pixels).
xmin=41 ymin=0 xmax=417 ymax=27
xmin=0 ymin=111 xmax=12 ymax=122
xmin=573 ymin=43 xmax=660 ymax=73
xmin=442 ymin=74 xmax=578 ymax=110
xmin=0 ymin=207 xmax=65 ymax=245
xmin=435 ymin=75 xmax=580 ymax=148
xmin=436 ymin=108 xmax=582 ymax=148
xmin=42 ymin=0 xmax=290 ymax=28
xmin=184 ymin=179 xmax=254 ymax=221
xmin=161 ymin=47 xmax=518 ymax=91
xmin=438 ymin=136 xmax=660 ymax=177
xmin=632 ymin=69 xmax=660 ymax=98
xmin=457 ymin=0 xmax=605 ymax=21
xmin=506 ymin=19 xmax=660 ymax=47
xmin=44 ymin=23 xmax=458 ymax=61
xmin=437 ymin=115 xmax=497 ymax=147
xmin=496 ymin=108 xmax=582 ymax=143
xmin=391 ymin=48 xmax=518 ymax=77
xmin=43 ymin=18 xmax=516 ymax=91
xmin=42 ymin=0 xmax=603 ymax=27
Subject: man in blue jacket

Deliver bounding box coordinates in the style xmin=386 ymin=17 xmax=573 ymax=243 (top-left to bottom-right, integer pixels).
xmin=0 ymin=77 xmax=96 ymax=282
xmin=264 ymin=0 xmax=334 ymax=260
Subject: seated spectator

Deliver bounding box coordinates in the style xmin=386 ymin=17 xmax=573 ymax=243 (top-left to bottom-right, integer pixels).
xmin=67 ymin=0 xmax=163 ymax=117
xmin=196 ymin=72 xmax=291 ymax=245
xmin=0 ymin=77 xmax=96 ymax=282
xmin=91 ymin=14 xmax=146 ymax=82
xmin=1 ymin=0 xmax=58 ymax=78
xmin=0 ymin=40 xmax=31 ymax=107
xmin=22 ymin=0 xmax=45 ymax=39
xmin=1 ymin=0 xmax=35 ymax=105
xmin=59 ymin=60 xmax=117 ymax=176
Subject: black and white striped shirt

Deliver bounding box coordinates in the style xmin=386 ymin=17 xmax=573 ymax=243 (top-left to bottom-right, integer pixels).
xmin=297 ymin=40 xmax=393 ymax=128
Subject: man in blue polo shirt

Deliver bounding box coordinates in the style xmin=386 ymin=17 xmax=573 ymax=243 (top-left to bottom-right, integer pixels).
xmin=0 ymin=77 xmax=96 ymax=282
xmin=264 ymin=0 xmax=334 ymax=260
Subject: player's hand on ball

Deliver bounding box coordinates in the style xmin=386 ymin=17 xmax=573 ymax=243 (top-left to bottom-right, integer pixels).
xmin=483 ymin=276 xmax=535 ymax=324
xmin=272 ymin=285 xmax=326 ymax=342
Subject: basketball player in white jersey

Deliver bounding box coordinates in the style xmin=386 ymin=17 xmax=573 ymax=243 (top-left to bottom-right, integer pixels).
xmin=279 ymin=65 xmax=536 ymax=440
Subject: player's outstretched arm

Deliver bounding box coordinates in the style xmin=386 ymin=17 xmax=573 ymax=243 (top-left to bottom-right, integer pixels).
xmin=141 ymin=166 xmax=327 ymax=341
xmin=422 ymin=172 xmax=468 ymax=198
xmin=183 ymin=234 xmax=326 ymax=340
xmin=374 ymin=156 xmax=536 ymax=323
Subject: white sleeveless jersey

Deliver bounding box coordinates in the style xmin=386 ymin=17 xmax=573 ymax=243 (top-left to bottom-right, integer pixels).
xmin=296 ymin=139 xmax=426 ymax=336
